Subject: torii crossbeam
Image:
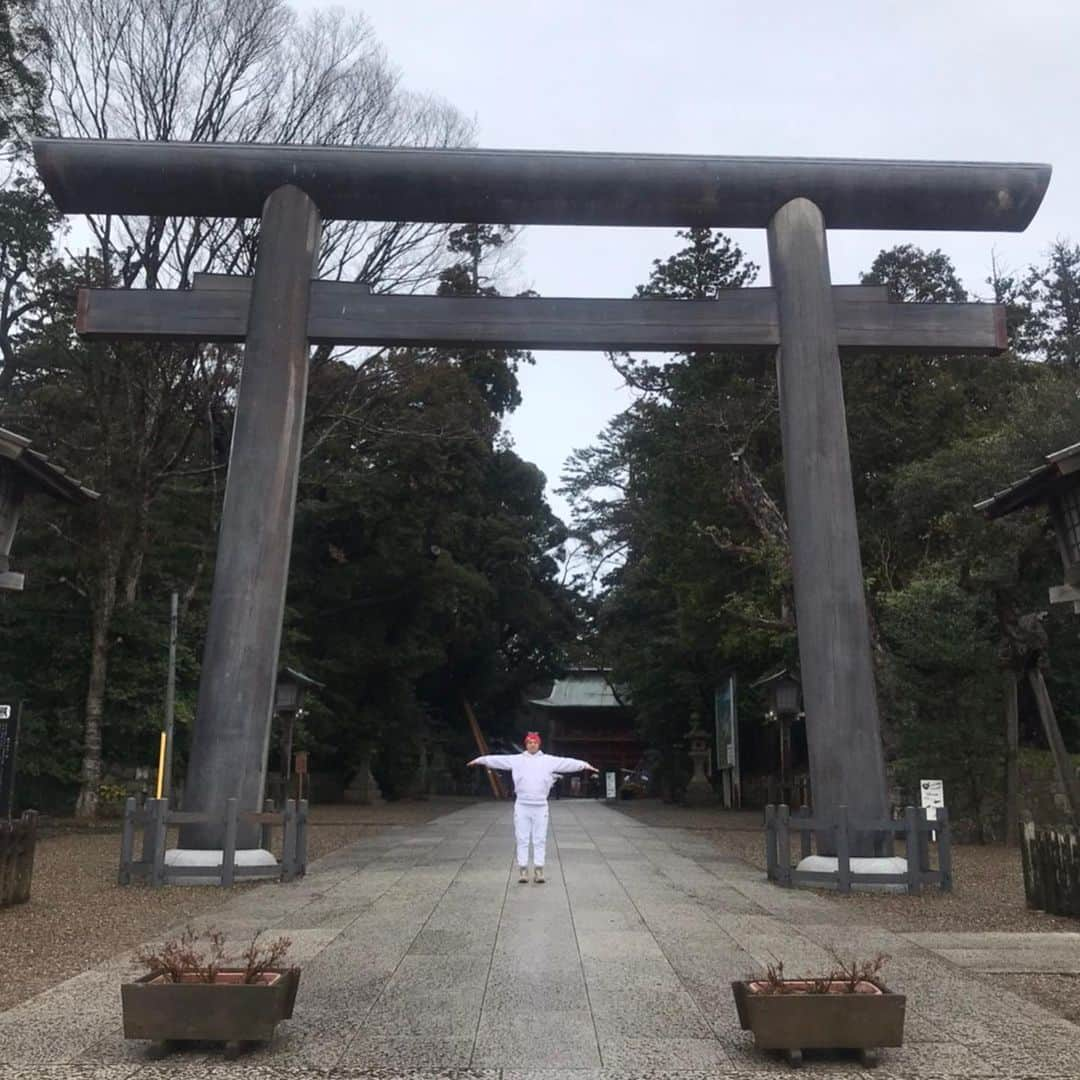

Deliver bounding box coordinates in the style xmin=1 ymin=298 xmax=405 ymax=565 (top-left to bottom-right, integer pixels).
xmin=34 ymin=139 xmax=1050 ymax=859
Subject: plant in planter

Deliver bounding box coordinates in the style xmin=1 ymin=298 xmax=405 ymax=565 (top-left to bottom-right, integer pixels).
xmin=122 ymin=926 xmax=300 ymax=1059
xmin=731 ymin=951 xmax=905 ymax=1068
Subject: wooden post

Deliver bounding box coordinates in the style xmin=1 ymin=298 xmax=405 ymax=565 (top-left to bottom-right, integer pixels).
xmin=765 ymin=804 xmax=778 ymax=881
xmin=937 ymin=806 xmax=953 ymax=892
xmin=1005 ymin=670 xmax=1020 ymax=846
xmin=917 ymin=807 xmax=931 ymax=872
xmin=463 ymin=697 xmax=506 ymax=799
xmin=777 ymin=804 xmax=791 ymax=886
xmin=779 ymin=714 xmax=793 ymax=806
xmin=297 ymin=798 xmax=309 ymax=876
xmin=119 ymin=797 xmax=136 ymax=885
xmin=162 ymin=591 xmax=178 ymax=805
xmin=221 ymin=797 xmax=239 ymax=888
xmin=282 ymin=799 xmax=297 ymax=883
xmin=799 ymin=804 xmax=812 ymax=859
xmin=150 ymin=798 xmax=168 ymax=887
xmin=16 ymin=810 xmax=37 ymax=904
xmin=181 ymin=185 xmax=321 ymax=850
xmin=260 ymin=797 xmax=275 ymax=852
xmin=1027 ymin=668 xmax=1080 ymax=828
xmin=904 ymin=806 xmax=921 ymax=894
xmin=767 ymin=198 xmax=889 ymax=856
xmin=835 ymin=805 xmax=851 ymax=894
xmin=280 ymin=710 xmax=295 ymax=795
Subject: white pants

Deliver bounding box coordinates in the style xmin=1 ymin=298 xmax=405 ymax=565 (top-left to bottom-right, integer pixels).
xmin=514 ymin=801 xmax=549 ymax=868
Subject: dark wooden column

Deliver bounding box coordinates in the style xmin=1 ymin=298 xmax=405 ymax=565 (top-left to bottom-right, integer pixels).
xmin=767 ymin=197 xmax=889 ymax=854
xmin=180 ymin=185 xmax=321 ymax=849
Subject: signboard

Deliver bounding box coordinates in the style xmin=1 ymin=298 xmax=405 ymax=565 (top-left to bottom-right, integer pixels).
xmin=920 ymin=779 xmax=945 ymax=821
xmin=605 ymin=771 xmax=617 ymax=800
xmin=0 ymin=701 xmax=21 ymax=819
xmin=294 ymin=751 xmax=309 ymax=776
xmin=714 ymin=675 xmax=740 ymax=808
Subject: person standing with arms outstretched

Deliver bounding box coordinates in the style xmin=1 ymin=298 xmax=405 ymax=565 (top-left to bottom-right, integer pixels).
xmin=469 ymin=732 xmax=597 ymax=883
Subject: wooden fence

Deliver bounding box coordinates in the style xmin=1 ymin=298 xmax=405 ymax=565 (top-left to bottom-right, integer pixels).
xmin=765 ymin=803 xmax=952 ymax=894
xmin=118 ymin=797 xmax=308 ymax=887
xmin=1020 ymin=819 xmax=1080 ymax=917
xmin=1 ymin=810 xmax=38 ymax=907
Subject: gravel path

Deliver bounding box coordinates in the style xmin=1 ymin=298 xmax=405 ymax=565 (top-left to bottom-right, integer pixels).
xmin=0 ymin=797 xmax=472 ymax=1012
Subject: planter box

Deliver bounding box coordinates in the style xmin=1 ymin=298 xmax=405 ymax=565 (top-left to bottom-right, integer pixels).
xmin=731 ymin=979 xmax=905 ymax=1065
xmin=122 ymin=968 xmax=300 ymax=1045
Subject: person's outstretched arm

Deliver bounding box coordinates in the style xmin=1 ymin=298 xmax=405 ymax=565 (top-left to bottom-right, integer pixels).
xmin=468 ymin=754 xmax=518 ymax=770
xmin=548 ymin=756 xmax=599 ymax=774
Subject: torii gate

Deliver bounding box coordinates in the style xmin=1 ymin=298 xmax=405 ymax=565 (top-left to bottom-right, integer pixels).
xmin=33 ymin=140 xmax=1050 ymax=858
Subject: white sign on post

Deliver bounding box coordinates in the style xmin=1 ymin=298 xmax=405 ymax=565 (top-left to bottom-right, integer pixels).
xmin=920 ymin=779 xmax=944 ymax=821
xmin=605 ymin=771 xmax=617 ymax=800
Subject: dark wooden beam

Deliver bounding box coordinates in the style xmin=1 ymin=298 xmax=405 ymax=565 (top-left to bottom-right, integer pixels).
xmin=76 ymin=283 xmax=1007 ymax=354
xmin=33 ymin=138 xmax=1051 ymax=231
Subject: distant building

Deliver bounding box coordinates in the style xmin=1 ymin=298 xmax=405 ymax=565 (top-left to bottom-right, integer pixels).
xmin=528 ymin=669 xmax=641 ymax=783
xmin=0 ymin=427 xmax=98 ymax=591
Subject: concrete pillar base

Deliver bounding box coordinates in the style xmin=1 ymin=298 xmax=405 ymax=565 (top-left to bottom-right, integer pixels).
xmin=795 ymin=854 xmax=908 ymax=893
xmin=164 ymin=847 xmax=278 ymax=886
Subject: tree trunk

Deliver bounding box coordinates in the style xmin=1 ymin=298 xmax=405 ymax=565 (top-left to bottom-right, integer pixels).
xmin=1005 ymin=670 xmax=1020 ymax=846
xmin=75 ymin=572 xmax=117 ymax=818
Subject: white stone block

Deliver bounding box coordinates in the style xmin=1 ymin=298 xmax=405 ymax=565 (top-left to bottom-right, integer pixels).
xmin=796 ymin=854 xmax=909 ymax=893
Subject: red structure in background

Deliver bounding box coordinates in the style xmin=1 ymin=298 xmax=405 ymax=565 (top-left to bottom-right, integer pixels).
xmin=529 ymin=669 xmax=641 ymax=790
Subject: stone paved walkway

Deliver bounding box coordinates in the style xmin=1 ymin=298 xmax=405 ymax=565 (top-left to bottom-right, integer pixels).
xmin=1 ymin=801 xmax=1077 ymax=1078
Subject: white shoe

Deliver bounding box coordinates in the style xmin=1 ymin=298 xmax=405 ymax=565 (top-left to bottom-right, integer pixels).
xmin=534 ymin=867 xmax=545 ymax=884
xmin=518 ymin=866 xmax=529 ymax=883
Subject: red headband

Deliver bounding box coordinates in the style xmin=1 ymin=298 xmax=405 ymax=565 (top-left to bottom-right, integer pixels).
xmin=524 ymin=732 xmax=541 ymax=744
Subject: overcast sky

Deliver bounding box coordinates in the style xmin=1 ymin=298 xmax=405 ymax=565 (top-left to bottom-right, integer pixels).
xmin=299 ymin=0 xmax=1077 ymax=523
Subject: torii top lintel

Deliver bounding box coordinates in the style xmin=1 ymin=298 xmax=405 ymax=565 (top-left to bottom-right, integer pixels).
xmin=32 ymin=138 xmax=1050 ymax=232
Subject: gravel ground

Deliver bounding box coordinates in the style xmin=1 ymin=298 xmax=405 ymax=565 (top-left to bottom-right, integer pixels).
xmin=613 ymin=799 xmax=1080 ymax=1023
xmin=0 ymin=797 xmax=471 ymax=1013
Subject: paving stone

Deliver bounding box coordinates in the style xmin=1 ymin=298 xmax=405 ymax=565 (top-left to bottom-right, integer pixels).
xmin=581 ymin=955 xmax=684 ymax=993
xmin=575 ymin=931 xmax=668 ymax=962
xmin=363 ymin=992 xmax=482 ymax=1039
xmin=339 ymin=1037 xmax=476 ymax=1069
xmin=597 ymin=1035 xmax=730 ymax=1070
xmin=472 ymin=1010 xmax=600 ymax=1068
xmin=920 ymin=948 xmax=1080 ymax=973
xmin=482 ymin=971 xmax=589 ymax=1012
xmin=880 ymin=1043 xmax=996 ymax=1075
xmin=0 ymin=1068 xmax=141 ymax=1079
xmin=589 ymin=988 xmax=713 ymax=1038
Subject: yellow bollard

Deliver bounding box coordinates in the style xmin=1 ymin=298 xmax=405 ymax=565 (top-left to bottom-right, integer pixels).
xmin=155 ymin=731 xmax=167 ymax=799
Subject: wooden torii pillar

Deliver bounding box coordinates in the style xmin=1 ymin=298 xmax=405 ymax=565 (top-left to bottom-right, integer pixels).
xmin=34 ymin=139 xmax=1049 ymax=855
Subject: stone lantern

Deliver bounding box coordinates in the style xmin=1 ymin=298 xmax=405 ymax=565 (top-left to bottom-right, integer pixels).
xmin=684 ymin=712 xmax=716 ymax=806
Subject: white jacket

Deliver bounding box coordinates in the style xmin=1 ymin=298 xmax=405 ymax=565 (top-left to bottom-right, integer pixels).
xmin=474 ymin=751 xmax=593 ymax=805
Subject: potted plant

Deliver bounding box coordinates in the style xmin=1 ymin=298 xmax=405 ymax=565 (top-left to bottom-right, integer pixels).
xmin=731 ymin=952 xmax=905 ymax=1068
xmin=122 ymin=926 xmax=300 ymax=1058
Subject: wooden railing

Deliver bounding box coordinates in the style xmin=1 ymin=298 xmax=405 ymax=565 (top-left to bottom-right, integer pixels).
xmin=1020 ymin=819 xmax=1080 ymax=916
xmin=765 ymin=803 xmax=952 ymax=894
xmin=0 ymin=810 xmax=37 ymax=906
xmin=118 ymin=797 xmax=308 ymax=887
